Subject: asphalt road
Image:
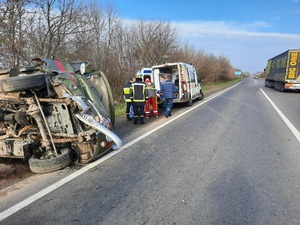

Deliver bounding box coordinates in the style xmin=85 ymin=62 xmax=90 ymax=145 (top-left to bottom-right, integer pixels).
xmin=1 ymin=77 xmax=300 ymax=224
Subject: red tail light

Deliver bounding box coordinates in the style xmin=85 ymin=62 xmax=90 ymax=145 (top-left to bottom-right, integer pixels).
xmin=182 ymin=81 xmax=187 ymax=92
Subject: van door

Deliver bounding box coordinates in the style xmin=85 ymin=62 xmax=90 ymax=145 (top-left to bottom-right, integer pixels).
xmin=187 ymin=66 xmax=198 ymax=100
xmin=152 ymin=68 xmax=161 ymax=91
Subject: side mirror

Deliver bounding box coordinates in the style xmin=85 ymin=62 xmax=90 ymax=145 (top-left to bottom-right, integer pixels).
xmin=80 ymin=63 xmax=86 ymax=75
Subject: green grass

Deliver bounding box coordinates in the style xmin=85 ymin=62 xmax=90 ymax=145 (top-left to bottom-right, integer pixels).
xmin=115 ymin=103 xmax=126 ymax=117
xmin=201 ymin=77 xmax=244 ymax=91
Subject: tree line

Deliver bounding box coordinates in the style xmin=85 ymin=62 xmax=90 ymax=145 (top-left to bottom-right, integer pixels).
xmin=0 ymin=0 xmax=238 ymax=101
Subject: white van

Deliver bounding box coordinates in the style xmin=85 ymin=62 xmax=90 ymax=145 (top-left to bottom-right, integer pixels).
xmin=152 ymin=62 xmax=203 ymax=105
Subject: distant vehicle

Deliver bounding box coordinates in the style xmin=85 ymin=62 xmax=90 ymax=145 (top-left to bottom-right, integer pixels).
xmin=252 ymin=76 xmax=259 ymax=79
xmin=264 ymin=49 xmax=300 ymax=91
xmin=152 ymin=62 xmax=204 ymax=106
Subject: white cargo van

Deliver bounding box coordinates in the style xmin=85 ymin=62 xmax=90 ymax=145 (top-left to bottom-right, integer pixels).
xmin=152 ymin=62 xmax=203 ymax=105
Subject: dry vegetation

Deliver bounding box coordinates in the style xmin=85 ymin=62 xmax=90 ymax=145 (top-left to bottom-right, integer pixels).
xmin=0 ymin=0 xmax=241 ymax=101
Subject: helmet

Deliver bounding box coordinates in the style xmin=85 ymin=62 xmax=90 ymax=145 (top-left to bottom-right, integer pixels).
xmin=136 ymin=71 xmax=142 ymax=79
xmin=145 ymin=78 xmax=150 ymax=82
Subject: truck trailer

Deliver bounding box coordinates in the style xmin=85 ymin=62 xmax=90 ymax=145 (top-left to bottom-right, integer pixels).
xmin=264 ymin=49 xmax=300 ymax=91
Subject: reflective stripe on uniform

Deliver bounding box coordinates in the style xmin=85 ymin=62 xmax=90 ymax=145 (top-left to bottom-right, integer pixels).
xmin=123 ymin=87 xmax=131 ymax=95
xmin=132 ymin=83 xmax=146 ymax=102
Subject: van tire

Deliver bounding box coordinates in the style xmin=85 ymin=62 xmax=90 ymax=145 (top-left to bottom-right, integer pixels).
xmin=187 ymin=99 xmax=193 ymax=106
xmin=0 ymin=74 xmax=47 ymax=92
xmin=29 ymin=148 xmax=71 ymax=173
xmin=196 ymin=91 xmax=204 ymax=101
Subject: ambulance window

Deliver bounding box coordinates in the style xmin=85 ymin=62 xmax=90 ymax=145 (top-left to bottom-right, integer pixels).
xmin=189 ymin=68 xmax=195 ymax=82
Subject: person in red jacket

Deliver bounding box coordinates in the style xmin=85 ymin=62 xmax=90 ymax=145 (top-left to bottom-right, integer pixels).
xmin=145 ymin=78 xmax=159 ymax=118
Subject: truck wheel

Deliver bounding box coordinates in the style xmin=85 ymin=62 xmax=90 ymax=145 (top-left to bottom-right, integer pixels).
xmin=264 ymin=80 xmax=268 ymax=87
xmin=280 ymin=83 xmax=285 ymax=92
xmin=0 ymin=74 xmax=47 ymax=92
xmin=29 ymin=148 xmax=72 ymax=173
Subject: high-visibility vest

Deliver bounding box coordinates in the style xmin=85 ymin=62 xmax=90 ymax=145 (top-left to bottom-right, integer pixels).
xmin=123 ymin=82 xmax=132 ymax=102
xmin=131 ymin=82 xmax=146 ymax=102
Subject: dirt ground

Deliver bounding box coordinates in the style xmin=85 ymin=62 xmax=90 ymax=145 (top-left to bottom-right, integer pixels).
xmin=0 ymin=85 xmax=228 ymax=190
xmin=0 ymin=159 xmax=33 ymax=189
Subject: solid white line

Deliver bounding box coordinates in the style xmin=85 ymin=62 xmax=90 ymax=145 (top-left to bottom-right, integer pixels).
xmin=260 ymin=88 xmax=300 ymax=143
xmin=0 ymin=81 xmax=243 ymax=221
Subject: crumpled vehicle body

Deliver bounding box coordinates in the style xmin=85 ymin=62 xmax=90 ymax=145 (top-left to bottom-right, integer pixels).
xmin=0 ymin=58 xmax=122 ymax=173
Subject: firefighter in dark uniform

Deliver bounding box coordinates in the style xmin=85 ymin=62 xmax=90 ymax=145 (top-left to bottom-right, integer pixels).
xmin=123 ymin=77 xmax=134 ymax=121
xmin=131 ymin=71 xmax=147 ymax=125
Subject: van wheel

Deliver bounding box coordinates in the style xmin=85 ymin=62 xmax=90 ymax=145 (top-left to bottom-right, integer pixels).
xmin=196 ymin=91 xmax=204 ymax=101
xmin=29 ymin=148 xmax=72 ymax=173
xmin=187 ymin=100 xmax=193 ymax=106
xmin=0 ymin=74 xmax=47 ymax=92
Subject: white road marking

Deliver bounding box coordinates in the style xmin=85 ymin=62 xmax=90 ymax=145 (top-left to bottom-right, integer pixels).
xmin=260 ymin=88 xmax=300 ymax=143
xmin=0 ymin=81 xmax=242 ymax=221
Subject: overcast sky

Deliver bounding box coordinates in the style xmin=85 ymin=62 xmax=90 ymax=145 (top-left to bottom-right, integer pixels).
xmin=111 ymin=0 xmax=300 ymax=74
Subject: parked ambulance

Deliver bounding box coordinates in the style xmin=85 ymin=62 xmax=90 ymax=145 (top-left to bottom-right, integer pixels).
xmin=140 ymin=67 xmax=153 ymax=81
xmin=152 ymin=62 xmax=204 ymax=105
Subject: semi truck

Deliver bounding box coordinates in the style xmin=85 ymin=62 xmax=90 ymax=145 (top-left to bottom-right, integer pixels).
xmin=264 ymin=49 xmax=300 ymax=91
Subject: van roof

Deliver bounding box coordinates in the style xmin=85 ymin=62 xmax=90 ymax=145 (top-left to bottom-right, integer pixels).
xmin=152 ymin=62 xmax=193 ymax=69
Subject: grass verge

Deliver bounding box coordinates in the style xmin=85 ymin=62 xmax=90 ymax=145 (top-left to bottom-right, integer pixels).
xmin=115 ymin=103 xmax=126 ymax=117
xmin=201 ymin=77 xmax=244 ymax=91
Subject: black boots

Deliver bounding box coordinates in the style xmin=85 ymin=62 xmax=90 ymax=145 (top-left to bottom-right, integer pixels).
xmin=133 ymin=117 xmax=145 ymax=125
xmin=140 ymin=117 xmax=145 ymax=124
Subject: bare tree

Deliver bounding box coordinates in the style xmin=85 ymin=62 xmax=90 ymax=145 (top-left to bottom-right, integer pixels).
xmin=0 ymin=0 xmax=32 ymax=68
xmin=217 ymin=56 xmax=235 ymax=81
xmin=28 ymin=0 xmax=81 ymax=59
xmin=0 ymin=0 xmax=237 ymax=101
xmin=169 ymin=44 xmax=197 ymax=63
xmin=172 ymin=45 xmax=235 ymax=84
xmin=130 ymin=21 xmax=178 ymax=68
xmin=67 ymin=1 xmax=106 ymax=62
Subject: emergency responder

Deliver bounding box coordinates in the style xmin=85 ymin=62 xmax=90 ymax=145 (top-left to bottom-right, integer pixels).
xmin=162 ymin=74 xmax=176 ymax=118
xmin=145 ymin=78 xmax=159 ymax=118
xmin=131 ymin=71 xmax=147 ymax=125
xmin=123 ymin=77 xmax=134 ymax=121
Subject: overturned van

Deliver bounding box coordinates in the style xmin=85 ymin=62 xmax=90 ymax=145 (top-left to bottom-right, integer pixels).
xmin=152 ymin=62 xmax=204 ymax=105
